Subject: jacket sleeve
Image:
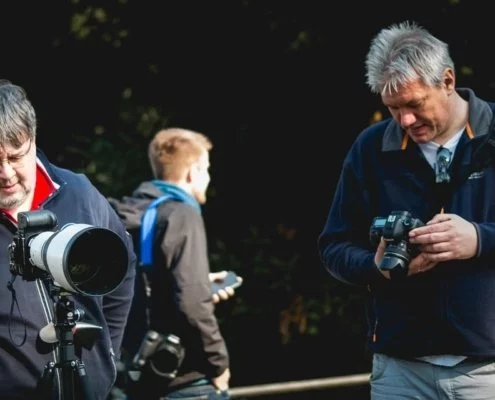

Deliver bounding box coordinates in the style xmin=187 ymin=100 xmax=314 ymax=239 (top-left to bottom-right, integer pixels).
xmin=317 ymin=148 xmax=386 ymax=287
xmin=473 ymin=222 xmax=495 ymax=257
xmin=163 ymin=206 xmax=229 ymax=377
xmin=100 ymin=197 xmax=137 ymax=359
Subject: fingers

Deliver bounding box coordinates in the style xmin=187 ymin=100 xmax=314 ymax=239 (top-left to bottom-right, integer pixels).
xmin=212 ymin=287 xmax=235 ymax=303
xmin=408 ymin=253 xmax=437 ymax=275
xmin=426 ymin=212 xmax=452 ymax=225
xmin=374 ymin=238 xmax=386 ymax=267
xmin=410 ymin=222 xmax=449 ymax=239
xmin=374 ymin=238 xmax=393 ymax=279
xmin=209 ymin=270 xmax=228 ymax=283
xmin=409 ymin=214 xmax=456 ymax=243
xmin=217 ymin=288 xmax=230 ymax=300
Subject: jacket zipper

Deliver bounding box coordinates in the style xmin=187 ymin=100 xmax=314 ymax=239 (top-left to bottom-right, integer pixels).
xmin=368 ymin=285 xmax=378 ymax=343
xmin=372 ymin=319 xmax=378 ymax=343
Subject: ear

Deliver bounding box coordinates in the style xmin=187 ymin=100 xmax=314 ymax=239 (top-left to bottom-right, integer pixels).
xmin=185 ymin=166 xmax=194 ymax=183
xmin=443 ymin=68 xmax=455 ymax=93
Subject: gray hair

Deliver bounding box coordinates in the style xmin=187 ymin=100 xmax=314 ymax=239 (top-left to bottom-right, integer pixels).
xmin=0 ymin=80 xmax=37 ymax=147
xmin=365 ymin=21 xmax=454 ymax=95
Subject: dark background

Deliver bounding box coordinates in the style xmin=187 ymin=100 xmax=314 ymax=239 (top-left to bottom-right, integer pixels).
xmin=2 ymin=1 xmax=494 ymax=398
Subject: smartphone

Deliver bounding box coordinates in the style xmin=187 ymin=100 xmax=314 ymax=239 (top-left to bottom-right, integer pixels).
xmin=211 ymin=270 xmax=242 ymax=294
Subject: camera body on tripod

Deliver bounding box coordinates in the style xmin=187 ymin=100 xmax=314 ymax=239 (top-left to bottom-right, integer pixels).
xmin=9 ymin=209 xmax=58 ymax=280
xmin=133 ymin=330 xmax=185 ymax=379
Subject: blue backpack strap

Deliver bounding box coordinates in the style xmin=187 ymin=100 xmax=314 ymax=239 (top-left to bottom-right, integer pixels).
xmin=139 ymin=195 xmax=176 ymax=270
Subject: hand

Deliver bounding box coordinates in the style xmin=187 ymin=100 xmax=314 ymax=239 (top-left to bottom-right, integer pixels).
xmin=212 ymin=367 xmax=230 ymax=392
xmin=209 ymin=271 xmax=243 ymax=304
xmin=407 ymin=252 xmax=437 ymax=276
xmin=374 ymin=238 xmax=391 ymax=279
xmin=408 ymin=213 xmax=478 ymax=263
xmin=374 ymin=237 xmax=436 ymax=278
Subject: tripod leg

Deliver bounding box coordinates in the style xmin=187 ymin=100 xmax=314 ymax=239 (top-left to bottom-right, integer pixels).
xmin=61 ymin=361 xmax=77 ymax=399
xmin=75 ymin=360 xmax=94 ymax=400
xmin=36 ymin=361 xmax=56 ymax=399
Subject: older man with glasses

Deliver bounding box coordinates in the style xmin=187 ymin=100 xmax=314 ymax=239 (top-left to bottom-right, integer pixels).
xmin=0 ymin=79 xmax=136 ymax=400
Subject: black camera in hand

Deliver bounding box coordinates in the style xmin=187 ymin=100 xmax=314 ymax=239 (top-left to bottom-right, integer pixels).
xmin=133 ymin=330 xmax=185 ymax=379
xmin=369 ymin=211 xmax=425 ymax=279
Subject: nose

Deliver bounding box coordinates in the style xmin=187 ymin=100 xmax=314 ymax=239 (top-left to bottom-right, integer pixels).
xmin=0 ymin=161 xmax=16 ymax=180
xmin=399 ymin=110 xmax=417 ymax=128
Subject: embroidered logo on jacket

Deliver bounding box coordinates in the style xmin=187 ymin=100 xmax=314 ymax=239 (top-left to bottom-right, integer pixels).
xmin=468 ymin=171 xmax=485 ymax=180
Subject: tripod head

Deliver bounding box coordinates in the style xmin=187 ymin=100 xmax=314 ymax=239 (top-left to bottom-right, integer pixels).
xmin=39 ymin=283 xmax=102 ymax=350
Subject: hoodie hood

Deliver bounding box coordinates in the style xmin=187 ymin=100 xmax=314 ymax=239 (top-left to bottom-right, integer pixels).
xmin=108 ymin=181 xmax=163 ymax=230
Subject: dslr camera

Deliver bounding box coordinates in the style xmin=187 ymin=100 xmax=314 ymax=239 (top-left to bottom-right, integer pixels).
xmin=369 ymin=210 xmax=424 ymax=279
xmin=133 ymin=330 xmax=185 ymax=379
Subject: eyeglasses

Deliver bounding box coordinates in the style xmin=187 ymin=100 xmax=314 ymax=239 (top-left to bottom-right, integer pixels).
xmin=0 ymin=139 xmax=33 ymax=169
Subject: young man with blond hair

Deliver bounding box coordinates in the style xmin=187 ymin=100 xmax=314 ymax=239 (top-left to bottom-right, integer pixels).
xmin=111 ymin=127 xmax=233 ymax=400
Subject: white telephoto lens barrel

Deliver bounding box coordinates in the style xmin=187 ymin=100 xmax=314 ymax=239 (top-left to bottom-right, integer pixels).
xmin=28 ymin=223 xmax=128 ymax=296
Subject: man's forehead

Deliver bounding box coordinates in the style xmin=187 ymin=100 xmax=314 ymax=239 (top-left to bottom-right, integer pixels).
xmin=381 ymin=81 xmax=428 ymax=106
xmin=0 ymin=137 xmax=31 ymax=153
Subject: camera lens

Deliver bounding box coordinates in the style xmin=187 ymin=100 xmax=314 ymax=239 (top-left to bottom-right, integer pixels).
xmin=151 ymin=347 xmax=180 ymax=376
xmin=68 ymin=262 xmax=99 ymax=285
xmin=149 ymin=334 xmax=184 ymax=378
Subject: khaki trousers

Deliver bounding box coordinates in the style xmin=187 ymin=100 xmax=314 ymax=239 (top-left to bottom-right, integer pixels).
xmin=371 ymin=353 xmax=495 ymax=400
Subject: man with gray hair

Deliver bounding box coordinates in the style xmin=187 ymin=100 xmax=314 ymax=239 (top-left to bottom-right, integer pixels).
xmin=318 ymin=21 xmax=495 ymax=399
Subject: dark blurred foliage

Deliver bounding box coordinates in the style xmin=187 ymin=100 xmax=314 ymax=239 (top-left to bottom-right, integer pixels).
xmin=2 ymin=1 xmax=495 ymax=398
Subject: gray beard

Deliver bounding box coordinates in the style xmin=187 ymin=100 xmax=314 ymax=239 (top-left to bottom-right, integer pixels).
xmin=0 ymin=188 xmax=29 ymax=210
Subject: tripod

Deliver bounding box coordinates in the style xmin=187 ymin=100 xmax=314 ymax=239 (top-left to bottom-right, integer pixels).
xmin=36 ymin=282 xmax=102 ymax=400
